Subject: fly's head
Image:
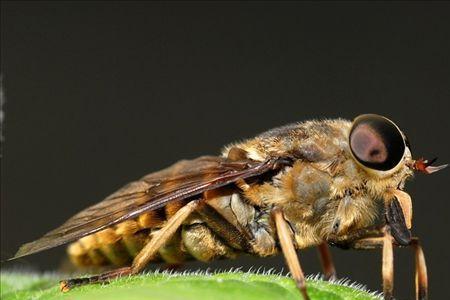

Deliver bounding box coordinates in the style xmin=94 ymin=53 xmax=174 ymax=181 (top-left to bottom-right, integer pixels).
xmin=347 ymin=114 xmax=447 ymax=196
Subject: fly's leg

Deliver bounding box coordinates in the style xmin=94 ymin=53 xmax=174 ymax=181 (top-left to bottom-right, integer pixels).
xmin=350 ymin=234 xmax=428 ymax=300
xmin=200 ymin=195 xmax=278 ymax=257
xmin=412 ymin=238 xmax=428 ymax=300
xmin=272 ymin=208 xmax=310 ymax=300
xmin=351 ymin=231 xmax=394 ymax=300
xmin=195 ymin=201 xmax=253 ymax=251
xmin=382 ymin=231 xmax=394 ymax=300
xmin=60 ymin=200 xmax=200 ymax=292
xmin=317 ymin=242 xmax=337 ymax=281
xmin=351 ymin=234 xmax=394 ymax=299
xmin=59 ymin=267 xmax=132 ymax=292
xmin=161 ymin=263 xmax=184 ymax=271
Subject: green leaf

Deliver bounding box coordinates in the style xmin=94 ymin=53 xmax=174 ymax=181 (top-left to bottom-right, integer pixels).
xmin=0 ymin=271 xmax=381 ymax=300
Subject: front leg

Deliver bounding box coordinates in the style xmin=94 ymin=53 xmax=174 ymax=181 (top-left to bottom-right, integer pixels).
xmin=330 ymin=189 xmax=426 ymax=300
xmin=351 ymin=234 xmax=428 ymax=300
xmin=317 ymin=242 xmax=337 ymax=281
xmin=412 ymin=238 xmax=428 ymax=300
xmin=382 ymin=230 xmax=394 ymax=300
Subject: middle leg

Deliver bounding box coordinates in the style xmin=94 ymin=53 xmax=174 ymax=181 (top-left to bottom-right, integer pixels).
xmin=317 ymin=242 xmax=337 ymax=281
xmin=272 ymin=208 xmax=310 ymax=300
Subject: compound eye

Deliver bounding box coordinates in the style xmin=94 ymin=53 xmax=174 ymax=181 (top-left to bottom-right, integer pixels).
xmin=350 ymin=114 xmax=405 ymax=171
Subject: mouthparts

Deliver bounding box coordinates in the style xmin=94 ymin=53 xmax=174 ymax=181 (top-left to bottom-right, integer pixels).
xmin=412 ymin=157 xmax=448 ymax=174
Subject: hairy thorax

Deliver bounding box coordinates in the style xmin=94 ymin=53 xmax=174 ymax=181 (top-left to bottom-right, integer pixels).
xmin=278 ymin=161 xmax=382 ymax=248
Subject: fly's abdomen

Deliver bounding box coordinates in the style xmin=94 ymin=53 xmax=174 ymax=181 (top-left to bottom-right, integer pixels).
xmin=67 ymin=210 xmax=164 ymax=267
xmin=67 ymin=200 xmax=208 ymax=268
xmin=67 ymin=195 xmax=264 ymax=268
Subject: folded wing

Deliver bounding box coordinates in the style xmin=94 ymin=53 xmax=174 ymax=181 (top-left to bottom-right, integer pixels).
xmin=13 ymin=155 xmax=289 ymax=259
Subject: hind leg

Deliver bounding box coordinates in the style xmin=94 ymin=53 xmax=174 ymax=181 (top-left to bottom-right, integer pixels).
xmin=60 ymin=200 xmax=200 ymax=292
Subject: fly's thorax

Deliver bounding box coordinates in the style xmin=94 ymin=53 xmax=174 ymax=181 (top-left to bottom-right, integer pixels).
xmin=222 ymin=119 xmax=352 ymax=162
xmin=280 ymin=162 xmax=332 ymax=214
xmin=276 ymin=157 xmax=388 ymax=247
xmin=277 ymin=161 xmax=333 ymax=248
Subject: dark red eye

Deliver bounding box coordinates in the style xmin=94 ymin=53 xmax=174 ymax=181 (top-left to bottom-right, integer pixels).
xmin=350 ymin=114 xmax=405 ymax=171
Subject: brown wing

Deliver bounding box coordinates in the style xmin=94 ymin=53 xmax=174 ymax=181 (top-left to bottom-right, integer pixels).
xmin=13 ymin=155 xmax=290 ymax=259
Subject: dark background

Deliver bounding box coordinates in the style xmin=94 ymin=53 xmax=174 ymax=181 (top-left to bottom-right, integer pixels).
xmin=1 ymin=2 xmax=450 ymax=299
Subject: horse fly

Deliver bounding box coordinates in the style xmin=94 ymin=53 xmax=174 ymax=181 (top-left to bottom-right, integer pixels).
xmin=12 ymin=114 xmax=447 ymax=300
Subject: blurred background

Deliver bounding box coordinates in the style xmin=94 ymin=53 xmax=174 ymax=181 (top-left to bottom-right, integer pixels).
xmin=1 ymin=2 xmax=449 ymax=299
